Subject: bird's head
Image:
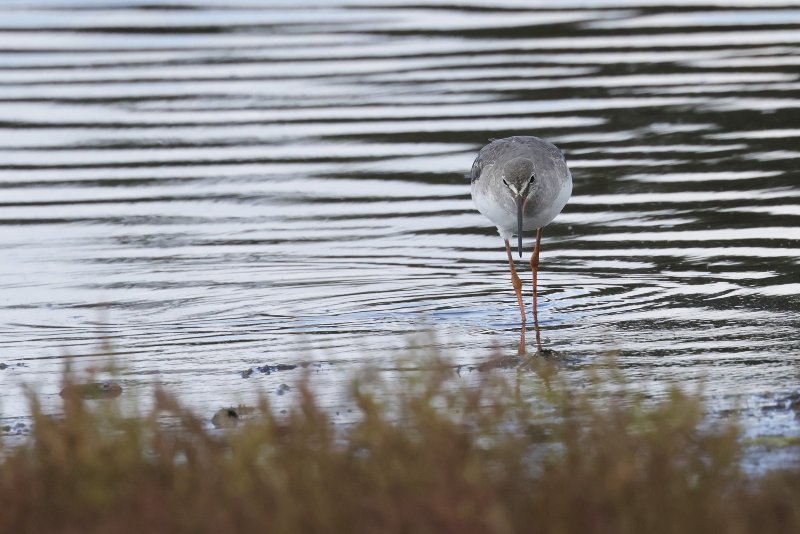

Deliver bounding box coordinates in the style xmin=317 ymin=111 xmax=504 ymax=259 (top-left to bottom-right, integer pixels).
xmin=500 ymin=157 xmax=538 ymax=257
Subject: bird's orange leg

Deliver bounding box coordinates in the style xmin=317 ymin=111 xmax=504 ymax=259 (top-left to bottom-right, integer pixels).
xmin=517 ymin=325 xmax=527 ymax=356
xmin=504 ymin=239 xmax=526 ymax=324
xmin=530 ymin=228 xmax=543 ymax=351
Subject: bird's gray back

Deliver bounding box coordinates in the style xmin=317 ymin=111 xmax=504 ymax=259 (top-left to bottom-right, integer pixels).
xmin=471 ymin=136 xmax=567 ymax=184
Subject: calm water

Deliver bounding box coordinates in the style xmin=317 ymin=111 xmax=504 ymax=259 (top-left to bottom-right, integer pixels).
xmin=1 ymin=1 xmax=799 ymax=447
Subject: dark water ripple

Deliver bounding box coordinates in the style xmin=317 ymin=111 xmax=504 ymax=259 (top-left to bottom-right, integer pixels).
xmin=0 ymin=1 xmax=798 ymax=443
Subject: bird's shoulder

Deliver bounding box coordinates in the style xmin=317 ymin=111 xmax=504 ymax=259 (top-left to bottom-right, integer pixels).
xmin=470 ymin=138 xmax=504 ymax=183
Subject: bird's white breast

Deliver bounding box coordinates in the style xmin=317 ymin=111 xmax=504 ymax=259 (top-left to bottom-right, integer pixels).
xmin=471 ymin=173 xmax=572 ymax=240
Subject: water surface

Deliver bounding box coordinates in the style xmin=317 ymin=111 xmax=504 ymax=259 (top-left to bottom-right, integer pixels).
xmin=0 ymin=1 xmax=798 ymax=449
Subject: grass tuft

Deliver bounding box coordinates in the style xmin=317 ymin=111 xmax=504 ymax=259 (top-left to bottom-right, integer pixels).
xmin=1 ymin=354 xmax=799 ymax=533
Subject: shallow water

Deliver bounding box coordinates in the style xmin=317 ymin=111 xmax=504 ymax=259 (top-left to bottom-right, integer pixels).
xmin=0 ymin=1 xmax=799 ymax=449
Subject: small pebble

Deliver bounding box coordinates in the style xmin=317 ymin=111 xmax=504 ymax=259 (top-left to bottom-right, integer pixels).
xmin=258 ymin=363 xmax=298 ymax=375
xmin=211 ymin=408 xmax=240 ymax=429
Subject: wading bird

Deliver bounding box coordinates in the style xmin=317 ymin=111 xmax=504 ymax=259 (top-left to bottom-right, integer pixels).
xmin=470 ymin=136 xmax=572 ymax=350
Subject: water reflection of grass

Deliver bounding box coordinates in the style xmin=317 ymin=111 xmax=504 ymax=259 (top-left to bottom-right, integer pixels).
xmin=2 ymin=355 xmax=798 ymax=533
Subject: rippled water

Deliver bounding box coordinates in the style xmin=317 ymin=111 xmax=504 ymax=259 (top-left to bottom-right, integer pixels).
xmin=1 ymin=1 xmax=799 ymax=445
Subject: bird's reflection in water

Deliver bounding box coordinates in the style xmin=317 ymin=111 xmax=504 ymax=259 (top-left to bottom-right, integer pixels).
xmin=477 ymin=322 xmax=563 ymax=379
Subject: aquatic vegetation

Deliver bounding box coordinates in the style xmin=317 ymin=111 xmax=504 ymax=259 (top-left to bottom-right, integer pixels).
xmin=1 ymin=356 xmax=798 ymax=533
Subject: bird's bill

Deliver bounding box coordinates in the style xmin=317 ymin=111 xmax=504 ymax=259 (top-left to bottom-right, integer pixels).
xmin=515 ymin=194 xmax=524 ymax=258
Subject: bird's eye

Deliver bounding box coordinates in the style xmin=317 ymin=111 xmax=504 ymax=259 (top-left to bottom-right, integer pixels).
xmin=528 ymin=174 xmax=536 ymax=184
xmin=502 ymin=179 xmax=509 ymax=187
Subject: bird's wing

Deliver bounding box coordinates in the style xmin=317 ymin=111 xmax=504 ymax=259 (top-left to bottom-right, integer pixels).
xmin=470 ymin=153 xmax=483 ymax=183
